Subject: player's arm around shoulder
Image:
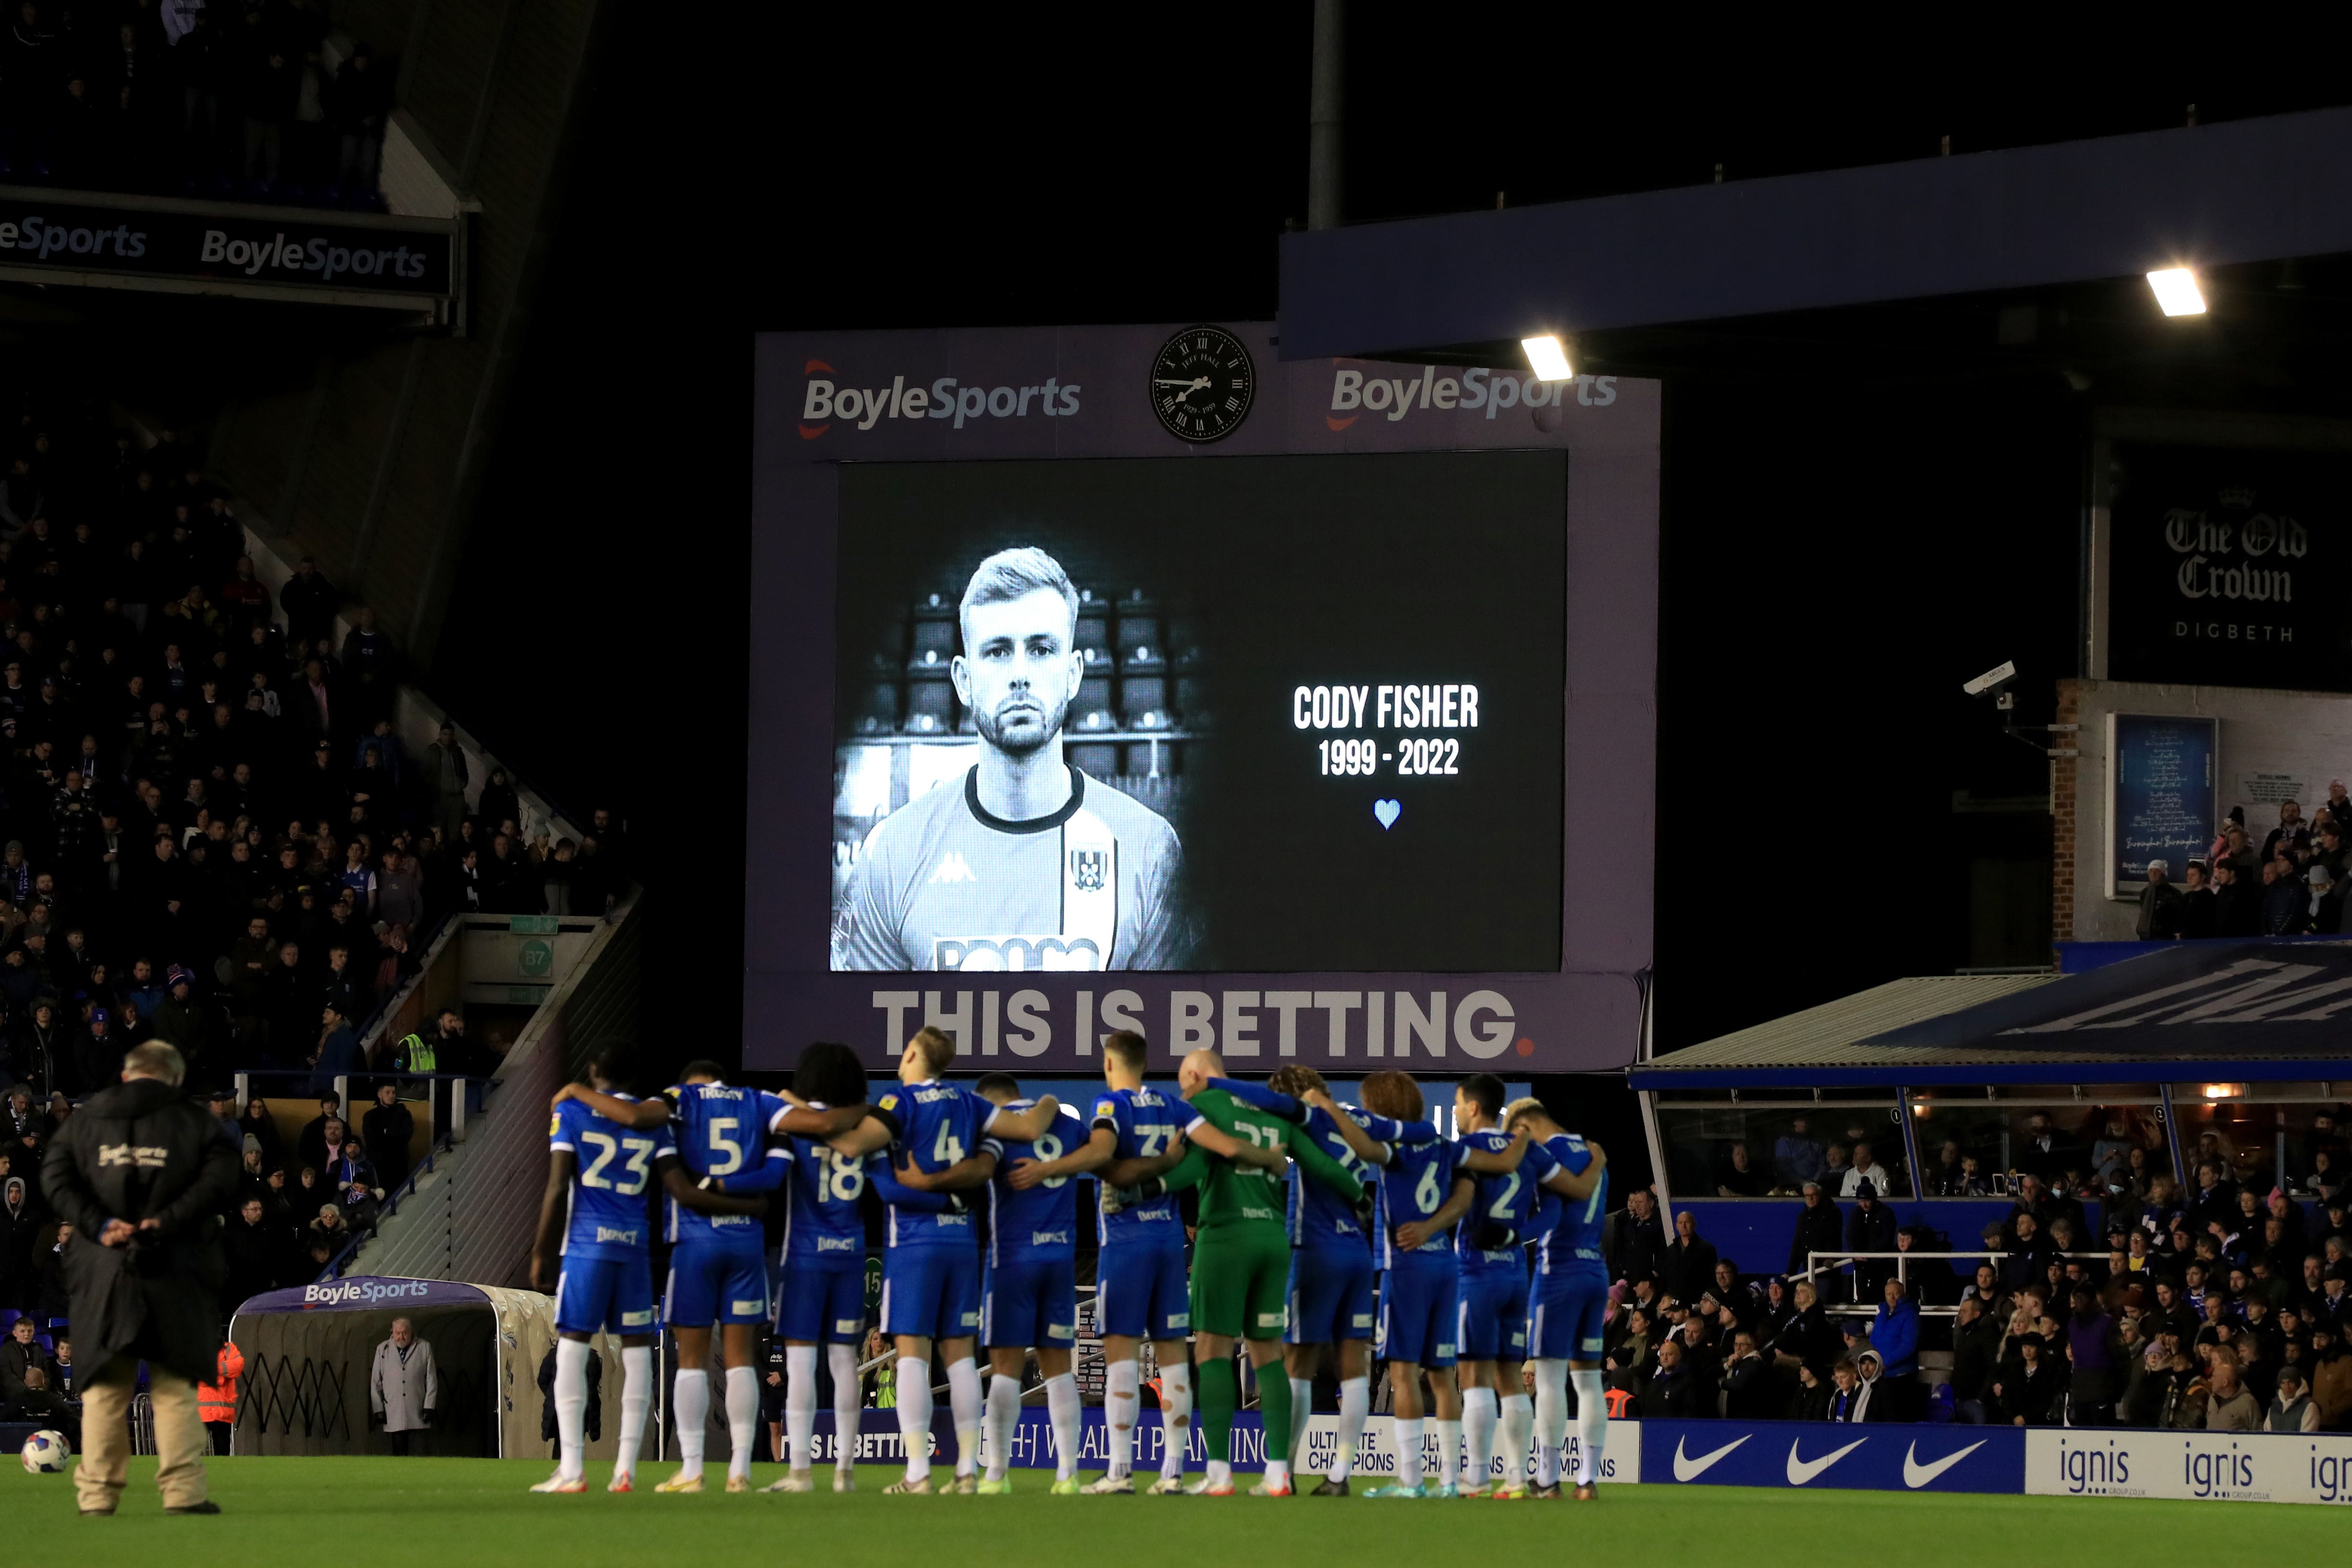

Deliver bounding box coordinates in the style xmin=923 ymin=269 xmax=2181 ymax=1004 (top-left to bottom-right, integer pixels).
xmin=1543 ymin=1138 xmax=1607 ymax=1199
xmin=1010 ymin=1121 xmax=1117 ymax=1190
xmin=1285 ymin=1113 xmax=1371 ymax=1198
xmin=549 ymin=1081 xmax=665 ymax=1129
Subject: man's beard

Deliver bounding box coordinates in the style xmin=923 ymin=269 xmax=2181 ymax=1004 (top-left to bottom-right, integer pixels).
xmin=974 ymin=692 xmax=1069 ymax=758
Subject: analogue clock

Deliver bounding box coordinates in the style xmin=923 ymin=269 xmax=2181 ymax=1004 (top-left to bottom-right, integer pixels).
xmin=1149 ymin=325 xmax=1254 ymax=444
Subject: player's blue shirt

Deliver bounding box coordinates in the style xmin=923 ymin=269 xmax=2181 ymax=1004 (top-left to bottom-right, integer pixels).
xmin=1376 ymin=1135 xmax=1463 ymax=1268
xmin=1455 ymin=1128 xmax=1559 ymax=1274
xmin=1531 ymin=1132 xmax=1604 ymax=1282
xmin=779 ymin=1128 xmax=871 ymax=1269
xmin=1289 ymin=1103 xmax=1420 ymax=1253
xmin=1089 ymin=1086 xmax=1186 ymax=1247
xmin=983 ymin=1102 xmax=1087 ymax=1266
xmin=870 ymin=1078 xmax=998 ymax=1249
xmin=661 ymin=1080 xmax=788 ymax=1247
xmin=549 ymin=1096 xmax=675 ymax=1262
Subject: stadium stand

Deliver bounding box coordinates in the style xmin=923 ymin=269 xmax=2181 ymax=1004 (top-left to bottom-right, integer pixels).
xmin=0 ymin=0 xmax=392 ymax=209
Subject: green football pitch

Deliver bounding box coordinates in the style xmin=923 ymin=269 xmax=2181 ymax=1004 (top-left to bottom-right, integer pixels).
xmin=5 ymin=1459 xmax=2344 ymax=1562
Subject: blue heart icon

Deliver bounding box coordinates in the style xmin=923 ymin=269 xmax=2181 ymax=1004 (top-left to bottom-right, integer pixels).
xmin=1373 ymin=799 xmax=1401 ymax=830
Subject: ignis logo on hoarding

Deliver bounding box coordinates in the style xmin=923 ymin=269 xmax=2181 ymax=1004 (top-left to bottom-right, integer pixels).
xmin=199 ymin=229 xmax=430 ymax=282
xmin=799 ymin=358 xmax=1081 ymax=439
xmin=2056 ymin=1437 xmax=2131 ymax=1494
xmin=1326 ymin=365 xmax=1615 ymax=431
xmin=303 ymin=1278 xmax=431 ymax=1307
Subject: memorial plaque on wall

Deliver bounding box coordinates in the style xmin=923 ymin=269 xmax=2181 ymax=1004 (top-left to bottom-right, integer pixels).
xmin=2107 ymin=443 xmax=2352 ymax=690
xmin=2108 ymin=712 xmax=2218 ymax=895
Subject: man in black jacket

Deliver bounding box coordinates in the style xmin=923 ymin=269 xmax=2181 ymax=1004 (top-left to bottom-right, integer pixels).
xmin=1786 ymin=1182 xmax=1845 ymax=1283
xmin=1604 ymin=1186 xmax=1665 ymax=1288
xmin=41 ymin=1041 xmax=239 ymax=1515
xmin=1659 ymin=1210 xmax=1719 ymax=1307
xmin=1948 ymin=1295 xmax=2002 ymax=1422
xmin=1720 ymin=1330 xmax=1776 ymax=1419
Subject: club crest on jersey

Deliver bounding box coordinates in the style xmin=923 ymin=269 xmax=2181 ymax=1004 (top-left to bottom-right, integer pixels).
xmin=1069 ymin=847 xmax=1108 ymax=892
xmin=933 ymin=935 xmax=1103 ymax=971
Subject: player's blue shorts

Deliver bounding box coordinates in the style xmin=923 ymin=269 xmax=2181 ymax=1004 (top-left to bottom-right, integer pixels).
xmin=1377 ymin=1252 xmax=1459 ymax=1368
xmin=1286 ymin=1245 xmax=1377 ymax=1346
xmin=1529 ymin=1274 xmax=1610 ymax=1361
xmin=557 ymin=1254 xmax=657 ymax=1336
xmin=1456 ymin=1266 xmax=1531 ymax=1362
xmin=775 ymin=1260 xmax=867 ymax=1343
xmin=1095 ymin=1242 xmax=1190 ymax=1341
xmin=880 ymin=1245 xmax=981 ymax=1340
xmin=664 ymin=1240 xmax=771 ymax=1328
xmin=984 ymin=1258 xmax=1078 ymax=1350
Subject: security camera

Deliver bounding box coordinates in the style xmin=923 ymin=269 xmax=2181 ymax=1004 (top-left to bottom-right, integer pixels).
xmin=1962 ymin=660 xmax=2017 ymax=698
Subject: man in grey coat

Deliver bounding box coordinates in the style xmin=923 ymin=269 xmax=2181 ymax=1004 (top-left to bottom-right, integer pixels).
xmin=370 ymin=1316 xmax=439 ymax=1454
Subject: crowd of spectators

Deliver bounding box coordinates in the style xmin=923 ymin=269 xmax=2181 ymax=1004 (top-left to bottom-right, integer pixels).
xmin=2135 ymin=788 xmax=2352 ymax=939
xmin=0 ymin=393 xmax=629 ymax=1323
xmin=0 ymin=0 xmax=391 ymax=208
xmin=1590 ymin=1121 xmax=2352 ymax=1430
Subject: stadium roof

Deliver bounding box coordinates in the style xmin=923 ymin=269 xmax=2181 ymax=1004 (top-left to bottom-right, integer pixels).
xmin=1633 ymin=942 xmax=2352 ymax=1088
xmin=1278 ymin=105 xmax=2352 ymax=364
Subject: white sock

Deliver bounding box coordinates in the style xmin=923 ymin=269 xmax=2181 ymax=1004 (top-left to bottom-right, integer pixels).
xmin=554 ymin=1339 xmax=590 ymax=1478
xmin=1206 ymin=1458 xmax=1232 ymax=1489
xmin=1461 ymin=1387 xmax=1497 ymax=1489
xmin=673 ymin=1367 xmax=711 ymax=1478
xmin=726 ymin=1366 xmax=759 ymax=1480
xmin=1265 ymin=1456 xmax=1291 ymax=1488
xmin=896 ymin=1356 xmax=932 ymax=1482
xmin=785 ymin=1346 xmax=819 ymax=1470
xmin=1333 ymin=1375 xmax=1370 ymax=1482
xmin=1105 ymin=1358 xmax=1138 ymax=1480
xmin=1394 ymin=1417 xmax=1424 ymax=1490
xmin=1499 ymin=1392 xmax=1534 ymax=1488
xmin=947 ymin=1357 xmax=984 ymax=1477
xmin=1045 ymin=1373 xmax=1082 ymax=1482
xmin=1158 ymin=1363 xmax=1192 ymax=1480
xmin=1436 ymin=1417 xmax=1462 ymax=1487
xmin=616 ymin=1346 xmax=652 ymax=1479
xmin=1571 ymin=1369 xmax=1608 ymax=1486
xmin=984 ymin=1374 xmax=1020 ymax=1481
xmin=1532 ymin=1359 xmax=1568 ymax=1488
xmin=1287 ymin=1377 xmax=1314 ymax=1473
xmin=828 ymin=1343 xmax=861 ymax=1472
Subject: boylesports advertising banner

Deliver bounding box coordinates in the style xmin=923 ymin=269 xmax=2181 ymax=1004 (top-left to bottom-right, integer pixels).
xmin=0 ymin=183 xmax=456 ymax=300
xmin=749 ymin=324 xmax=1662 ymax=1074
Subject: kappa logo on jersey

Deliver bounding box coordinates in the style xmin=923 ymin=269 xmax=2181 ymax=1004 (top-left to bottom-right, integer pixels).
xmin=929 ymin=852 xmax=978 ymax=885
xmin=933 ymin=935 xmax=1104 ymax=971
xmin=1069 ymin=848 xmax=1108 ymax=892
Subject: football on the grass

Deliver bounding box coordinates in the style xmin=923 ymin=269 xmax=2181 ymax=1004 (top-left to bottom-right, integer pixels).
xmin=21 ymin=1430 xmax=70 ymax=1473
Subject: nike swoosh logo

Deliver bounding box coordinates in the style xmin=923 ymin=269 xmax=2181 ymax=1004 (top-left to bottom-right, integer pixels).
xmin=1785 ymin=1436 xmax=1867 ymax=1485
xmin=1671 ymin=1434 xmax=1750 ymax=1481
xmin=1902 ymin=1439 xmax=1987 ymax=1488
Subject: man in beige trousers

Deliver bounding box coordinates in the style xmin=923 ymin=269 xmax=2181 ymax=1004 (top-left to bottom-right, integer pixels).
xmin=41 ymin=1041 xmax=239 ymax=1515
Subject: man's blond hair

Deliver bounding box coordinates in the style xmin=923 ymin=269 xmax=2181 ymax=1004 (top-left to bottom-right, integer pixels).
xmin=123 ymin=1041 xmax=185 ymax=1087
xmin=910 ymin=1026 xmax=958 ymax=1075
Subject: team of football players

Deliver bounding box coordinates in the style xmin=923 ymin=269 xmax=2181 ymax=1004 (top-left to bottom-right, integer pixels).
xmin=530 ymin=1025 xmax=1610 ymax=1499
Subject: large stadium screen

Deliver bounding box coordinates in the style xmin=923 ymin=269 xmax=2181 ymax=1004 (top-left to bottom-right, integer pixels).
xmin=750 ymin=324 xmax=1658 ymax=1073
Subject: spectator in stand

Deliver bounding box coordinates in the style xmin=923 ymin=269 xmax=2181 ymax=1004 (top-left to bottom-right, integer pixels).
xmin=2178 ymin=861 xmax=2216 ymax=937
xmin=1839 ymin=1140 xmax=1894 ymax=1198
xmin=1991 ymin=1331 xmax=2067 ymax=1425
xmin=1870 ymin=1276 xmax=1919 ymax=1418
xmin=361 ymin=1082 xmax=414 ymax=1194
xmin=1787 ymin=1182 xmax=1842 ymax=1281
xmin=1604 ymin=1186 xmax=1664 ymax=1288
xmin=2211 ymin=858 xmax=2260 ymax=937
xmin=1714 ymin=1140 xmax=1769 ymax=1197
xmin=2064 ymin=1286 xmax=2122 ymax=1425
xmin=2137 ymin=859 xmax=2184 ymax=939
xmin=1823 ymin=1356 xmax=1878 ymax=1422
xmin=1773 ymin=1117 xmax=1827 ymax=1189
xmin=2201 ymin=1346 xmax=2261 ymax=1431
xmin=1659 ymin=1210 xmax=1719 ymax=1306
xmin=1720 ymin=1329 xmax=1774 ymax=1419
xmin=2267 ymin=1362 xmax=2320 ymax=1432
xmin=1640 ymin=1336 xmax=1706 ymax=1418
xmin=310 ymin=997 xmax=363 ymax=1098
xmin=330 ymin=43 xmax=390 ymax=191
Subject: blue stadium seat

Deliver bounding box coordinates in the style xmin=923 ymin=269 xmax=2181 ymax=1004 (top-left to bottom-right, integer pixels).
xmin=904 ymin=665 xmax=953 ymax=735
xmin=1120 ymin=675 xmax=1168 ymax=729
xmin=1071 ymin=674 xmax=1116 ymax=734
xmin=1067 ymin=743 xmax=1120 ymax=778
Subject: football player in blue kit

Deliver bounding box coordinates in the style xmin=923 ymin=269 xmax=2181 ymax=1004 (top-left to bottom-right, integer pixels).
xmin=972 ymin=1073 xmax=1092 ymax=1494
xmin=560 ymin=1050 xmax=873 ymax=1495
xmin=822 ymin=1026 xmax=1061 ymax=1494
xmin=1504 ymin=1096 xmax=1610 ymax=1500
xmin=529 ymin=1052 xmax=769 ymax=1495
xmin=1000 ymin=1029 xmax=1194 ymax=1494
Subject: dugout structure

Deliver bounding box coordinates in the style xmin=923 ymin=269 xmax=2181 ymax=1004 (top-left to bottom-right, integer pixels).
xmin=229 ymin=1275 xmax=610 ymax=1458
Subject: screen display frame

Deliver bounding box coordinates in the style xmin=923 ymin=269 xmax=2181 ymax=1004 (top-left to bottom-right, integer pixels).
xmin=750 ymin=323 xmax=1659 ymax=1074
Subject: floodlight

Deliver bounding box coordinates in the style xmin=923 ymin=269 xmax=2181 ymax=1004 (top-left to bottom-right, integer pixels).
xmin=2147 ymin=268 xmax=2206 ymax=316
xmin=1521 ymin=334 xmax=1574 ymax=381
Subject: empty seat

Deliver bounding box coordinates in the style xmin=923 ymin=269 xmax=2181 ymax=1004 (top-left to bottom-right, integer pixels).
xmin=855 ymin=681 xmax=900 ymax=735
xmin=1121 ymin=676 xmax=1168 ymax=729
xmin=1072 ymin=675 xmax=1117 ymax=734
xmin=905 ymin=669 xmax=953 ymax=734
xmin=1114 ymin=614 xmax=1161 ymax=663
xmin=1076 ymin=612 xmax=1111 ymax=661
xmin=1068 ymin=742 xmax=1120 ymax=778
xmin=1175 ymin=676 xmax=1207 ymax=722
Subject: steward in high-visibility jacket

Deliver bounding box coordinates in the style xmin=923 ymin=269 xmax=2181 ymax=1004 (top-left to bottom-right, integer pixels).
xmin=198 ymin=1341 xmax=245 ymax=1425
xmin=392 ymin=1031 xmax=437 ymax=1073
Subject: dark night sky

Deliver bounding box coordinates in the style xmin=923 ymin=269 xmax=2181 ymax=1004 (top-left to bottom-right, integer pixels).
xmin=430 ymin=12 xmax=2352 ymax=1110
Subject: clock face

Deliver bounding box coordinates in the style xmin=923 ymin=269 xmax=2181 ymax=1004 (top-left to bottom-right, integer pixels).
xmin=1150 ymin=326 xmax=1254 ymax=444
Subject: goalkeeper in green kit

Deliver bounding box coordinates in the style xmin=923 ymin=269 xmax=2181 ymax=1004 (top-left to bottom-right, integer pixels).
xmin=1111 ymin=1048 xmax=1370 ymax=1496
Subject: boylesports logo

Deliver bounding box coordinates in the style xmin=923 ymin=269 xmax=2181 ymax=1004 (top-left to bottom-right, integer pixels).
xmin=98 ymin=1144 xmax=170 ymax=1168
xmin=934 ymin=935 xmax=1104 ymax=971
xmin=303 ymin=1278 xmax=431 ymax=1307
xmin=929 ymin=852 xmax=979 ymax=885
xmin=797 ymin=360 xmax=1083 ymax=439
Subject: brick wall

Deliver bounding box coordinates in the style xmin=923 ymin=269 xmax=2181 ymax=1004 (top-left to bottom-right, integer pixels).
xmin=2052 ymin=678 xmax=2078 ymax=942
